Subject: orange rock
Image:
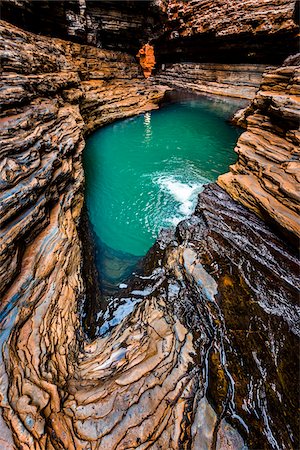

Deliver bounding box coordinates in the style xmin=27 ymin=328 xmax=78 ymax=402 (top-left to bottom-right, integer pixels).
xmin=136 ymin=43 xmax=156 ymax=78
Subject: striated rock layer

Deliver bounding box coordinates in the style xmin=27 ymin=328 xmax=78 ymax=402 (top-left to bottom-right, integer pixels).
xmin=0 ymin=15 xmax=299 ymax=450
xmin=156 ymin=0 xmax=298 ymax=39
xmin=218 ymin=55 xmax=300 ymax=244
xmin=2 ymin=1 xmax=299 ymax=64
xmin=155 ymin=0 xmax=299 ymax=64
xmin=1 ymin=0 xmax=164 ymax=54
xmin=155 ymin=63 xmax=272 ymax=99
xmin=0 ymin=20 xmax=168 ymax=449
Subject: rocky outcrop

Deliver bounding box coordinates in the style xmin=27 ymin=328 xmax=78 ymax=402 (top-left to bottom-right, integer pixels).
xmin=136 ymin=44 xmax=156 ymax=78
xmin=157 ymin=0 xmax=298 ymax=39
xmin=218 ymin=55 xmax=300 ymax=243
xmin=3 ymin=1 xmax=299 ymax=63
xmin=155 ymin=63 xmax=272 ymax=99
xmin=155 ymin=0 xmax=299 ymax=63
xmin=0 ymin=18 xmax=167 ymax=299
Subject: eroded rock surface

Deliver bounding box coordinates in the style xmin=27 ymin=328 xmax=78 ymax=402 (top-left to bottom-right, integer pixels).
xmin=1 ymin=0 xmax=164 ymax=54
xmin=157 ymin=0 xmax=298 ymax=39
xmin=87 ymin=184 xmax=300 ymax=450
xmin=218 ymin=55 xmax=300 ymax=243
xmin=155 ymin=63 xmax=272 ymax=99
xmin=155 ymin=0 xmax=299 ymax=63
xmin=136 ymin=43 xmax=156 ymax=78
xmin=0 ymin=10 xmax=299 ymax=450
xmin=0 ymin=20 xmax=168 ymax=449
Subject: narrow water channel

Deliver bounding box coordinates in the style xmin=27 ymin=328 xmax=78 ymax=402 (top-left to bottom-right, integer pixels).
xmin=83 ymin=95 xmax=244 ymax=292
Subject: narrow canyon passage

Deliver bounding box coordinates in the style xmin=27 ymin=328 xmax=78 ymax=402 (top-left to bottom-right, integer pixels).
xmin=0 ymin=1 xmax=299 ymax=449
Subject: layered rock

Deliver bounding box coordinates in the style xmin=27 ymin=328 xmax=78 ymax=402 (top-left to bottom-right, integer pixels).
xmin=155 ymin=0 xmax=299 ymax=63
xmin=0 ymin=20 xmax=168 ymax=449
xmin=0 ymin=8 xmax=299 ymax=450
xmin=155 ymin=63 xmax=272 ymax=99
xmin=218 ymin=55 xmax=300 ymax=243
xmin=1 ymin=0 xmax=164 ymax=54
xmin=3 ymin=0 xmax=299 ymax=63
xmin=157 ymin=0 xmax=298 ymax=39
xmin=0 ymin=18 xmax=167 ymax=299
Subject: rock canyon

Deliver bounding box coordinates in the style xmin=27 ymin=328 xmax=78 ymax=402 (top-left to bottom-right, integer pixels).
xmin=0 ymin=1 xmax=299 ymax=449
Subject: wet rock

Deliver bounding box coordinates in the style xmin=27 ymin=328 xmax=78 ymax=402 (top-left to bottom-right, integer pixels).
xmin=0 ymin=10 xmax=299 ymax=450
xmin=218 ymin=56 xmax=300 ymax=244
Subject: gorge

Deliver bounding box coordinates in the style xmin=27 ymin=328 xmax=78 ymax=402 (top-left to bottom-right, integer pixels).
xmin=0 ymin=1 xmax=299 ymax=449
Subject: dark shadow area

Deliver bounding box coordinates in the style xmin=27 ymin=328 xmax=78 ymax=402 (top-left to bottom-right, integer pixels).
xmin=155 ymin=32 xmax=299 ymax=66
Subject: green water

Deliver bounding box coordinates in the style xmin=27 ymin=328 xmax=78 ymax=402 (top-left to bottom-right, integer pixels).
xmin=84 ymin=97 xmax=242 ymax=287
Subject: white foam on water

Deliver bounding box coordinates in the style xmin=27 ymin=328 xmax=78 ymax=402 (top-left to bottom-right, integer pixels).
xmin=155 ymin=173 xmax=210 ymax=221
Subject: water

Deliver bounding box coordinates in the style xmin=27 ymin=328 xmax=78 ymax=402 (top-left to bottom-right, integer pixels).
xmin=84 ymin=96 xmax=243 ymax=289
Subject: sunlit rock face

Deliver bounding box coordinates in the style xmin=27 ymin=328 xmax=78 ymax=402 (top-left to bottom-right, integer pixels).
xmin=136 ymin=43 xmax=156 ymax=78
xmin=218 ymin=54 xmax=300 ymax=244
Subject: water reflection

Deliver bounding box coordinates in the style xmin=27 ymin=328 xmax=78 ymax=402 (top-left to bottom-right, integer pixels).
xmin=143 ymin=111 xmax=152 ymax=145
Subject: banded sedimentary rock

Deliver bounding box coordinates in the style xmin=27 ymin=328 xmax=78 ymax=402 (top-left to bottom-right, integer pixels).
xmin=0 ymin=20 xmax=169 ymax=449
xmin=0 ymin=18 xmax=167 ymax=298
xmin=157 ymin=0 xmax=298 ymax=39
xmin=155 ymin=0 xmax=299 ymax=63
xmin=1 ymin=0 xmax=164 ymax=54
xmin=218 ymin=54 xmax=300 ymax=243
xmin=0 ymin=12 xmax=299 ymax=450
xmin=155 ymin=63 xmax=272 ymax=99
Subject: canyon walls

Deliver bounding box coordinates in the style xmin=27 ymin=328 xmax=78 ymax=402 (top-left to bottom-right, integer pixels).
xmin=151 ymin=0 xmax=300 ymax=245
xmin=1 ymin=0 xmax=164 ymax=54
xmin=0 ymin=20 xmax=168 ymax=449
xmin=136 ymin=44 xmax=156 ymax=78
xmin=154 ymin=0 xmax=299 ymax=64
xmin=0 ymin=0 xmax=299 ymax=448
xmin=0 ymin=18 xmax=166 ymax=304
xmin=155 ymin=63 xmax=272 ymax=99
xmin=218 ymin=55 xmax=300 ymax=244
xmin=2 ymin=0 xmax=298 ymax=63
